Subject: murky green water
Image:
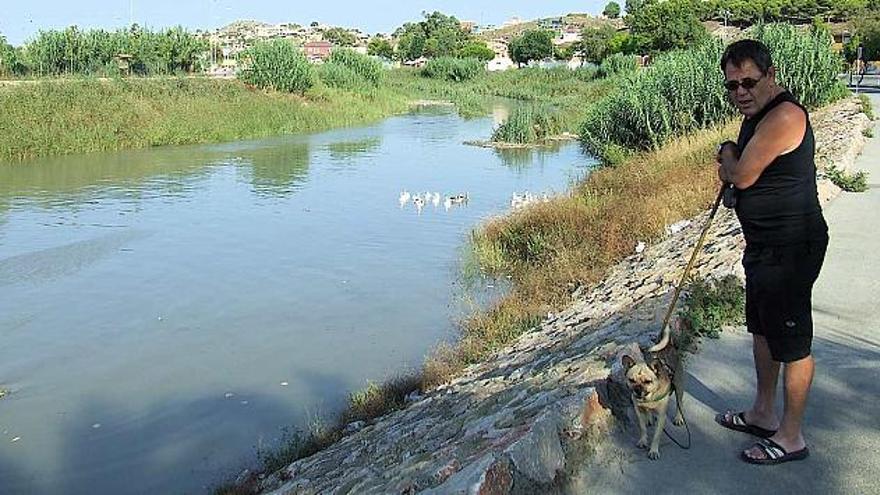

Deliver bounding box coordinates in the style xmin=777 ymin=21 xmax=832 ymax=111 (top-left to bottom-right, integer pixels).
xmin=0 ymin=105 xmax=595 ymax=494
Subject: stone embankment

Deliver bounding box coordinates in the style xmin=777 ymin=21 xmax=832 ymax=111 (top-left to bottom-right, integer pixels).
xmin=256 ymin=96 xmax=871 ymax=495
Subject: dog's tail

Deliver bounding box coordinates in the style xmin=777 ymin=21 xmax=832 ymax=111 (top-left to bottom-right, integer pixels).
xmin=647 ymin=322 xmax=671 ymax=353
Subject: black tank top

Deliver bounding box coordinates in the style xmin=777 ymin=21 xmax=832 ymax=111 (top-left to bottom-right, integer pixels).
xmin=735 ymin=90 xmax=828 ymax=246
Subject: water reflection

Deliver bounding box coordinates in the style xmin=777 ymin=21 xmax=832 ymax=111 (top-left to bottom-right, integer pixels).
xmin=494 ymin=141 xmax=566 ymax=169
xmin=238 ymin=141 xmax=311 ymax=198
xmin=325 ymin=137 xmax=381 ymax=163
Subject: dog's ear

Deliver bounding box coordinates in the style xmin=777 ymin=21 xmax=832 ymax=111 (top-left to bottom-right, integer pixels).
xmin=649 ymin=359 xmax=664 ymax=376
xmin=621 ymin=354 xmax=636 ymax=371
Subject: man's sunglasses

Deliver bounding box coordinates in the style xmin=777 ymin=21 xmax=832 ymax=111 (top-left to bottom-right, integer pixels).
xmin=724 ymin=75 xmax=763 ymax=92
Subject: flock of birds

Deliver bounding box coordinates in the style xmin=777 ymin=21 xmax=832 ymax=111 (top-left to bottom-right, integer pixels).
xmin=397 ymin=189 xmax=557 ymax=214
xmin=510 ymin=191 xmax=551 ymax=210
xmin=399 ymin=190 xmax=469 ymax=212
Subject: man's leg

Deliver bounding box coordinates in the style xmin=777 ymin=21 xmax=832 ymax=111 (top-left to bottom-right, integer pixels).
xmin=744 ymin=354 xmax=813 ymax=459
xmin=745 ymin=334 xmax=781 ymax=430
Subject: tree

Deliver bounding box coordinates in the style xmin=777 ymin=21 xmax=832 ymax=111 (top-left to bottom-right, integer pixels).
xmin=577 ymin=25 xmax=618 ymax=63
xmin=396 ymin=28 xmax=426 ymax=61
xmin=850 ymin=13 xmax=880 ymax=62
xmin=391 ymin=11 xmax=472 ymax=61
xmin=456 ymin=41 xmax=495 ymax=61
xmin=626 ymin=0 xmax=707 ymax=52
xmin=367 ymin=37 xmax=394 ymax=59
xmin=323 ymin=27 xmax=358 ymax=47
xmin=604 ymin=1 xmax=622 ymax=18
xmin=0 ymin=33 xmax=18 ymax=77
xmin=508 ymin=29 xmax=554 ymax=66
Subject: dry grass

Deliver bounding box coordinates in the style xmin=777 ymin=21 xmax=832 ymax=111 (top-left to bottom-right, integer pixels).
xmin=423 ymin=119 xmax=740 ymax=383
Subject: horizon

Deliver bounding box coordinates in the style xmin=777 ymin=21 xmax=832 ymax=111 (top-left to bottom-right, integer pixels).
xmin=1 ymin=0 xmax=609 ymax=46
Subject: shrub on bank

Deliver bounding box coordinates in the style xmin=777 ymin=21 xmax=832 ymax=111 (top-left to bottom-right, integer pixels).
xmin=422 ymin=56 xmax=485 ymax=82
xmin=238 ymin=40 xmax=314 ymax=94
xmin=580 ymin=23 xmax=848 ymax=164
xmin=598 ymin=53 xmax=638 ymax=78
xmin=492 ymin=104 xmax=563 ymax=143
xmin=326 ymin=49 xmax=384 ymax=87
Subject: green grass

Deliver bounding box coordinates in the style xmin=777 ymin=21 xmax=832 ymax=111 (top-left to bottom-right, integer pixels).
xmin=581 ymin=23 xmax=847 ymax=165
xmin=676 ymin=275 xmax=745 ymax=356
xmin=491 ymin=104 xmax=563 ymax=144
xmin=858 ymin=94 xmax=875 ymax=121
xmin=0 ymin=77 xmax=410 ymax=162
xmin=0 ymin=66 xmax=616 ymax=162
xmin=825 ymin=163 xmax=870 ymax=192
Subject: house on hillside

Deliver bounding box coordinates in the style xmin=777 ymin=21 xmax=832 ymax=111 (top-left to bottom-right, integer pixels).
xmin=304 ymin=41 xmax=333 ymax=62
xmin=487 ymin=39 xmax=514 ymax=71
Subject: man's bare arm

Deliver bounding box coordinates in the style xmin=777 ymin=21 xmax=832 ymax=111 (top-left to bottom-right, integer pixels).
xmin=720 ymin=102 xmax=806 ymax=190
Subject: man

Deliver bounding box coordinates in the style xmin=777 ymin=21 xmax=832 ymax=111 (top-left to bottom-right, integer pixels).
xmin=714 ymin=39 xmax=829 ymax=465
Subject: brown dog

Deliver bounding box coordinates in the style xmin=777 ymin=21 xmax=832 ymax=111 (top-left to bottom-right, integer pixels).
xmin=621 ymin=342 xmax=684 ymax=460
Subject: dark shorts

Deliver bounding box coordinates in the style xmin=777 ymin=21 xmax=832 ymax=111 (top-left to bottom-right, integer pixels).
xmin=743 ymin=237 xmax=828 ymax=363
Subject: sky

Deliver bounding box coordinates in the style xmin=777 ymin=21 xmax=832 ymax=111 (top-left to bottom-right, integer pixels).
xmin=1 ymin=0 xmax=609 ymax=45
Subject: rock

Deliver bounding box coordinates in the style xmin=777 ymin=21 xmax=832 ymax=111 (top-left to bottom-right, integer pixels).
xmin=504 ymin=409 xmax=564 ymax=485
xmin=423 ymin=454 xmax=511 ymax=495
xmin=343 ymin=421 xmax=365 ymax=435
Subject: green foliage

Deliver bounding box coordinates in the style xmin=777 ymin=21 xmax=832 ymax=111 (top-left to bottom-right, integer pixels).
xmin=392 ymin=11 xmax=471 ymax=61
xmin=626 ymin=0 xmax=708 ymax=53
xmin=508 ymin=30 xmax=555 ymax=66
xmin=599 ymin=53 xmax=639 ymax=77
xmin=491 ymin=104 xmax=563 ymax=143
xmin=326 ymin=48 xmax=384 ymax=86
xmin=578 ymin=25 xmax=618 ymax=63
xmin=456 ymin=41 xmax=495 ymax=61
xmin=421 ymin=56 xmax=485 ymax=82
xmin=0 ymin=78 xmax=410 ymax=161
xmin=239 ymin=40 xmax=314 ymax=94
xmin=367 ymin=36 xmax=394 ymax=59
xmin=322 ymin=27 xmax=358 ymax=47
xmin=752 ymin=23 xmax=848 ymax=109
xmin=825 ymin=163 xmax=870 ymax=192
xmin=848 ymin=14 xmax=880 ymax=62
xmin=859 ymin=94 xmax=875 ymax=120
xmin=581 ymin=24 xmax=847 ymax=164
xmin=14 ymin=24 xmax=207 ymax=77
xmin=604 ymin=1 xmax=622 ymax=18
xmin=677 ymin=275 xmax=745 ymax=353
xmin=554 ymin=44 xmax=576 ymax=60
xmin=696 ymin=0 xmax=868 ymax=24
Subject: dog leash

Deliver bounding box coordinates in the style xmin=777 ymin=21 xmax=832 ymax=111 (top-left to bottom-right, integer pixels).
xmin=663 ymin=384 xmax=692 ymax=450
xmin=652 ymin=183 xmax=728 ymax=351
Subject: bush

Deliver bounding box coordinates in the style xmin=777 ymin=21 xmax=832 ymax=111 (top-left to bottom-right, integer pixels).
xmin=422 ymin=56 xmax=485 ymax=82
xmin=492 ymin=104 xmax=563 ymax=143
xmin=598 ymin=53 xmax=638 ymax=78
xmin=582 ymin=40 xmax=729 ymax=162
xmin=825 ymin=163 xmax=869 ymax=192
xmin=239 ymin=40 xmax=314 ymax=94
xmin=581 ymin=24 xmax=847 ymax=165
xmin=677 ymin=275 xmax=745 ymax=354
xmin=326 ymin=48 xmax=384 ymax=86
xmin=752 ymin=23 xmax=848 ymax=109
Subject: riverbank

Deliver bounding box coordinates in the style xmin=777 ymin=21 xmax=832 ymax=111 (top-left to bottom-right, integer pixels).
xmin=235 ymin=95 xmax=870 ymax=494
xmin=0 ymin=78 xmax=411 ymax=162
xmin=0 ymin=69 xmax=613 ymax=163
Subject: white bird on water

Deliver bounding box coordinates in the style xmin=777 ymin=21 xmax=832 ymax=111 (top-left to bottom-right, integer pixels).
xmin=432 ymin=192 xmax=441 ymax=207
xmin=399 ymin=190 xmax=411 ymax=207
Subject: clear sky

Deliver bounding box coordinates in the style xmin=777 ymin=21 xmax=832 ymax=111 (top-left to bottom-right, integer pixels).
xmin=1 ymin=0 xmax=609 ymax=45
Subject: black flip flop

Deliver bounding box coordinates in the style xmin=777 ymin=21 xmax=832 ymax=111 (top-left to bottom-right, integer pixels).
xmin=715 ymin=411 xmax=777 ymax=438
xmin=741 ymin=438 xmax=810 ymax=465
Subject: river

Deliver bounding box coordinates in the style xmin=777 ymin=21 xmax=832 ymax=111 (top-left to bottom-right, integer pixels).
xmin=0 ymin=104 xmax=596 ymax=494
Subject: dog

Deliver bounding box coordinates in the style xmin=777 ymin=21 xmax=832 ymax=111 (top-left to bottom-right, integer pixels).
xmin=621 ymin=322 xmax=685 ymax=460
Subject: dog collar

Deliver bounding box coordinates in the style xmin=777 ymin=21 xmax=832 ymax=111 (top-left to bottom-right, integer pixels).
xmin=633 ymin=383 xmax=673 ymax=404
